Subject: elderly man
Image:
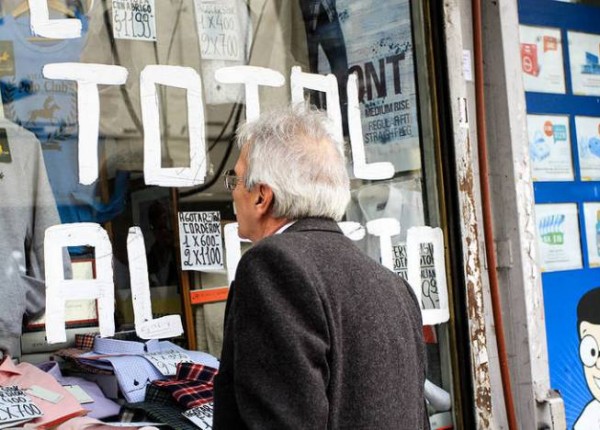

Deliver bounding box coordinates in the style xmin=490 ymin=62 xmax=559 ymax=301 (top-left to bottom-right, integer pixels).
xmin=213 ymin=105 xmax=428 ymax=429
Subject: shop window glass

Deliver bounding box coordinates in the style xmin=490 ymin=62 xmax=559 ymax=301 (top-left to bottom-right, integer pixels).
xmin=0 ymin=0 xmax=454 ymax=426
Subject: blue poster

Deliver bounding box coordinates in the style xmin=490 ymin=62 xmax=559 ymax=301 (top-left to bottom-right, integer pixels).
xmin=520 ymin=1 xmax=600 ymax=428
xmin=544 ymin=277 xmax=600 ymax=428
xmin=310 ymin=0 xmax=420 ymax=173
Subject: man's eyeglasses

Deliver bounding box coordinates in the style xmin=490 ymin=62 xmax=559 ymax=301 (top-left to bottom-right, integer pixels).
xmin=223 ymin=169 xmax=243 ymax=191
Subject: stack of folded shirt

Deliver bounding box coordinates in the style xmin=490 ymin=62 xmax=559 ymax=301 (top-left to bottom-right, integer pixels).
xmin=49 ymin=331 xmax=220 ymax=428
xmin=122 ymin=362 xmax=218 ymax=430
xmin=0 ymin=356 xmax=153 ymax=429
xmin=0 ymin=356 xmax=87 ymax=428
xmin=36 ymin=361 xmax=121 ymax=419
xmin=74 ymin=335 xmax=219 ymax=403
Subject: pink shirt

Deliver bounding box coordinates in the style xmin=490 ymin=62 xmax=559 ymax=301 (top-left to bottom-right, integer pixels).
xmin=0 ymin=357 xmax=86 ymax=429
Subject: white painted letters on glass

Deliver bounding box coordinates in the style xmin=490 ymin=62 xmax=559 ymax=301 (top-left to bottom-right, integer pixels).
xmin=28 ymin=0 xmax=82 ymax=39
xmin=141 ymin=65 xmax=206 ymax=187
xmin=127 ymin=227 xmax=184 ymax=339
xmin=44 ymin=223 xmax=115 ymax=343
xmin=366 ymin=218 xmax=401 ymax=271
xmin=43 ymin=63 xmax=128 ymax=185
xmin=347 ymin=73 xmax=395 ymax=180
xmin=290 ymin=66 xmax=343 ymax=143
xmin=215 ymin=66 xmax=285 ymax=122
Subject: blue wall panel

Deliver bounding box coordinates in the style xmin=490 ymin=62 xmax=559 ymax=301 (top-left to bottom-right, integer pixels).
xmin=519 ymin=1 xmax=600 ymax=428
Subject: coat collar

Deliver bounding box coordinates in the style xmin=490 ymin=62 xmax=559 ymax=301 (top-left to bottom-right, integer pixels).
xmin=285 ymin=217 xmax=342 ymax=235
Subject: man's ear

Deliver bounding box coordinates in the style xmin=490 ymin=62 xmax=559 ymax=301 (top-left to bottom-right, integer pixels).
xmin=255 ymin=184 xmax=274 ymax=214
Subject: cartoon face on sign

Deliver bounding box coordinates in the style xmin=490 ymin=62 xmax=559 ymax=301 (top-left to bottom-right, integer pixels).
xmin=574 ymin=287 xmax=600 ymax=430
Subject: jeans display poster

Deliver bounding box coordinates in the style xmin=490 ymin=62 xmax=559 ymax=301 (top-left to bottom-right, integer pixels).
xmin=519 ymin=25 xmax=566 ymax=94
xmin=527 ymin=114 xmax=574 ymax=181
xmin=315 ymin=0 xmax=420 ymax=173
xmin=535 ymin=203 xmax=582 ymax=272
xmin=576 ymin=116 xmax=600 ymax=180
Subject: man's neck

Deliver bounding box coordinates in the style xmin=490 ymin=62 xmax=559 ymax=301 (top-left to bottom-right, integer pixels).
xmin=254 ymin=217 xmax=291 ymax=242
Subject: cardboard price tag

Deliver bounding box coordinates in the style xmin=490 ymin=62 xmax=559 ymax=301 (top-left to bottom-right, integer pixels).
xmin=178 ymin=211 xmax=224 ymax=271
xmin=111 ymin=0 xmax=157 ymax=42
xmin=144 ymin=350 xmax=191 ymax=376
xmin=183 ymin=403 xmax=213 ymax=429
xmin=0 ymin=386 xmax=43 ymax=426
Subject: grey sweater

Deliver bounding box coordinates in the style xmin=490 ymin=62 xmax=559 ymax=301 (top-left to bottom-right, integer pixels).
xmin=0 ymin=119 xmax=62 ymax=355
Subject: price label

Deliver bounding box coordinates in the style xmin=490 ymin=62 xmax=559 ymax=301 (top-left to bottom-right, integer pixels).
xmin=0 ymin=386 xmax=43 ymax=425
xmin=112 ymin=0 xmax=157 ymax=42
xmin=392 ymin=243 xmax=407 ymax=280
xmin=194 ymin=0 xmax=245 ymax=61
xmin=183 ymin=403 xmax=213 ymax=429
xmin=178 ymin=211 xmax=224 ymax=272
xmin=144 ymin=350 xmax=191 ymax=376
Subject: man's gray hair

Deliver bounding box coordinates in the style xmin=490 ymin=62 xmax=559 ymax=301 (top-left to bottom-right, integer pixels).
xmin=236 ymin=104 xmax=351 ymax=221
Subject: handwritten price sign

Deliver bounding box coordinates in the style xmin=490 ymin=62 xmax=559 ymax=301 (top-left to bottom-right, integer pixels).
xmin=0 ymin=386 xmax=43 ymax=425
xmin=144 ymin=350 xmax=191 ymax=376
xmin=112 ymin=0 xmax=157 ymax=42
xmin=178 ymin=211 xmax=224 ymax=271
xmin=194 ymin=0 xmax=244 ymax=61
xmin=183 ymin=403 xmax=213 ymax=429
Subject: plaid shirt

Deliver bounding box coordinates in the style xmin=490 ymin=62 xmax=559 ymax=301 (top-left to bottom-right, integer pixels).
xmin=122 ymin=400 xmax=197 ymax=430
xmin=74 ymin=332 xmax=99 ymax=350
xmin=151 ymin=362 xmax=218 ymax=409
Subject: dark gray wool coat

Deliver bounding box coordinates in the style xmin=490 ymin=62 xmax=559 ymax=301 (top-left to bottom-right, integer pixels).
xmin=213 ymin=217 xmax=428 ymax=429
